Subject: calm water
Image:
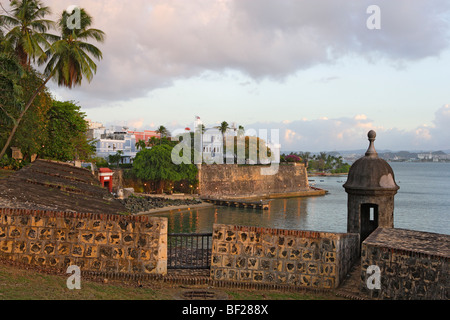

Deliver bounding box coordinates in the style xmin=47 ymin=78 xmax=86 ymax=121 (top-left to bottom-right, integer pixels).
xmin=154 ymin=162 xmax=450 ymax=235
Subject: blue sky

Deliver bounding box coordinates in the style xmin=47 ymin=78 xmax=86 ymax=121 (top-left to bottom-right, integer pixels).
xmin=34 ymin=0 xmax=450 ymax=152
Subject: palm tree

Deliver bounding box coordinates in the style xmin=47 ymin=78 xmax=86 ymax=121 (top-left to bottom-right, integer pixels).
xmin=0 ymin=0 xmax=56 ymax=67
xmin=135 ymin=140 xmax=146 ymax=151
xmin=148 ymin=136 xmax=159 ymax=147
xmin=215 ymin=121 xmax=229 ymax=139
xmin=41 ymin=8 xmax=104 ymax=88
xmin=155 ymin=125 xmax=169 ymax=144
xmin=0 ymin=6 xmax=105 ymax=159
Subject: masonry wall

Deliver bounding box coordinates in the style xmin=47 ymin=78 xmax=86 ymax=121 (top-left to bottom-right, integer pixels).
xmin=210 ymin=224 xmax=360 ymax=290
xmin=360 ymin=228 xmax=449 ymax=300
xmin=199 ymin=163 xmax=309 ymax=199
xmin=0 ymin=208 xmax=168 ymax=275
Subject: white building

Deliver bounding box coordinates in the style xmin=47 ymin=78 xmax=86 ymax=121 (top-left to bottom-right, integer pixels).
xmin=193 ymin=117 xmax=280 ymax=164
xmin=88 ymin=123 xmax=137 ymax=164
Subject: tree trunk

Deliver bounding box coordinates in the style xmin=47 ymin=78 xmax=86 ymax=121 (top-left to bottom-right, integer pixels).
xmin=0 ymin=75 xmax=52 ymax=160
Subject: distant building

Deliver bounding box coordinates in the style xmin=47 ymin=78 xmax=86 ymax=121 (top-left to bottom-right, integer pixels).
xmin=88 ymin=123 xmax=137 ymax=164
xmin=417 ymin=152 xmax=433 ymax=161
xmin=193 ymin=117 xmax=280 ymax=164
xmin=129 ymin=130 xmax=161 ymax=145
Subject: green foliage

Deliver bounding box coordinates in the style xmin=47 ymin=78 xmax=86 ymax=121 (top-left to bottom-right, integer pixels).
xmin=108 ymin=150 xmax=123 ymax=167
xmin=0 ymin=154 xmax=27 ymax=170
xmin=40 ymin=7 xmax=105 ymax=88
xmin=40 ymin=100 xmax=94 ymax=161
xmin=0 ymin=0 xmax=56 ymax=66
xmin=0 ymin=2 xmax=105 ymax=160
xmin=92 ymin=156 xmax=108 ymax=168
xmin=133 ymin=144 xmax=198 ymax=192
xmin=11 ymin=70 xmax=53 ymax=159
xmin=282 ymin=151 xmax=350 ymax=173
xmin=0 ymin=50 xmax=24 ymax=126
xmin=223 ymin=135 xmax=272 ymax=163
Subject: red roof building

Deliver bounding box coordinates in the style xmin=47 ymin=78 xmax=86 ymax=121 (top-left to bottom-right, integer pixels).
xmin=128 ymin=130 xmax=161 ymax=144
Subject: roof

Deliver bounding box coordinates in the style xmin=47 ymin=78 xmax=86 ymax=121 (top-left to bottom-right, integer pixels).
xmin=364 ymin=228 xmax=450 ymax=259
xmin=0 ymin=160 xmax=127 ymax=215
xmin=343 ymin=131 xmax=400 ymax=192
xmin=99 ymin=167 xmax=114 ymax=173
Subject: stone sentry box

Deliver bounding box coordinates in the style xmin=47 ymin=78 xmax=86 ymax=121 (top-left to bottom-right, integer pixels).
xmin=0 ymin=208 xmax=168 ymax=276
xmin=210 ymin=224 xmax=360 ymax=290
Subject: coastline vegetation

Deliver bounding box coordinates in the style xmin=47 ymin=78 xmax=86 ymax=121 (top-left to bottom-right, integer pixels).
xmin=281 ymin=151 xmax=351 ymax=174
xmin=0 ymin=0 xmax=105 ymax=167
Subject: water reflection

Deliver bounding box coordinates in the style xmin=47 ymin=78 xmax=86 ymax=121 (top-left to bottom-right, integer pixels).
xmin=153 ymin=162 xmax=450 ymax=235
xmin=157 ymin=195 xmax=323 ymax=234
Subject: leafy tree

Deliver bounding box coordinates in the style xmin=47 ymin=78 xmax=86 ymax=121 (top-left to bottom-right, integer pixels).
xmin=41 ymin=100 xmax=94 ymax=161
xmin=108 ymin=150 xmax=123 ymax=167
xmin=147 ymin=136 xmax=159 ymax=147
xmin=0 ymin=46 xmax=24 ymax=134
xmin=133 ymin=144 xmax=197 ymax=194
xmin=223 ymin=135 xmax=272 ymax=164
xmin=11 ymin=69 xmax=53 ymax=160
xmin=0 ymin=5 xmax=105 ymax=160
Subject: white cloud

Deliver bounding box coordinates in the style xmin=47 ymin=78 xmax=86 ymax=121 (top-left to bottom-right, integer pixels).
xmin=38 ymin=0 xmax=450 ymax=107
xmin=247 ymin=105 xmax=450 ymax=152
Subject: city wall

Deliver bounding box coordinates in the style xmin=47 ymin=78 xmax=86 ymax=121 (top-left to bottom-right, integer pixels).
xmin=210 ymin=224 xmax=360 ymax=290
xmin=360 ymin=228 xmax=449 ymax=300
xmin=199 ymin=163 xmax=311 ymax=199
xmin=0 ymin=208 xmax=168 ymax=276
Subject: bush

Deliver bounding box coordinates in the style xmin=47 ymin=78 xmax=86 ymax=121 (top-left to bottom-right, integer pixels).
xmin=0 ymin=155 xmax=27 ymax=170
xmin=284 ymin=154 xmax=302 ymax=163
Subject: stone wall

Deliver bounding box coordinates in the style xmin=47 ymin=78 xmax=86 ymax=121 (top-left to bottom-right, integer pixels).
xmin=199 ymin=163 xmax=309 ymax=199
xmin=0 ymin=208 xmax=168 ymax=275
xmin=360 ymin=228 xmax=449 ymax=300
xmin=210 ymin=224 xmax=360 ymax=290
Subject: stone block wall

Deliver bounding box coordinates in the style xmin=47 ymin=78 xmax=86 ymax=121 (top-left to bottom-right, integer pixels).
xmin=360 ymin=228 xmax=449 ymax=300
xmin=0 ymin=208 xmax=168 ymax=275
xmin=210 ymin=224 xmax=359 ymax=290
xmin=199 ymin=163 xmax=309 ymax=199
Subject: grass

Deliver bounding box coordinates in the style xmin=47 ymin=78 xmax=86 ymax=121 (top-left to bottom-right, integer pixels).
xmin=0 ymin=264 xmax=345 ymax=301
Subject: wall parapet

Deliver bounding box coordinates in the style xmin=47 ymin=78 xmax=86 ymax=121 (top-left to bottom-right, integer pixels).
xmin=210 ymin=224 xmax=359 ymax=290
xmin=199 ymin=164 xmax=310 ymax=198
xmin=360 ymin=228 xmax=449 ymax=300
xmin=0 ymin=208 xmax=168 ymax=276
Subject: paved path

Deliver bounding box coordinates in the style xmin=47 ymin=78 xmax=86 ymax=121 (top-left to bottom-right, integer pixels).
xmin=336 ymin=263 xmax=369 ymax=300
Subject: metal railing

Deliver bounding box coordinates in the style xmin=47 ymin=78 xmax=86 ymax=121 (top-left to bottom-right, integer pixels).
xmin=167 ymin=233 xmax=213 ymax=269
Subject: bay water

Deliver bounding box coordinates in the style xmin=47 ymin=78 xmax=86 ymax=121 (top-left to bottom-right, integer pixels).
xmin=154 ymin=162 xmax=450 ymax=235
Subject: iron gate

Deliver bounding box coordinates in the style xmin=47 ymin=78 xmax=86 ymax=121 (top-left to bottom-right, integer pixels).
xmin=167 ymin=233 xmax=213 ymax=269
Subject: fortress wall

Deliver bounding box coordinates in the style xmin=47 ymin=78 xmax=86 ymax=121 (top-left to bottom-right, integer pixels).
xmin=360 ymin=228 xmax=449 ymax=300
xmin=199 ymin=163 xmax=309 ymax=199
xmin=0 ymin=208 xmax=167 ymax=276
xmin=210 ymin=224 xmax=360 ymax=290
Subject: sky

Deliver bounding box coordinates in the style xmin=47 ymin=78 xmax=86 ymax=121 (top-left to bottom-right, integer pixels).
xmin=9 ymin=0 xmax=450 ymax=152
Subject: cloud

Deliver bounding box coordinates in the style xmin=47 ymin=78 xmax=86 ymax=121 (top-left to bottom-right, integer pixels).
xmin=246 ymin=105 xmax=450 ymax=152
xmin=38 ymin=0 xmax=450 ymax=107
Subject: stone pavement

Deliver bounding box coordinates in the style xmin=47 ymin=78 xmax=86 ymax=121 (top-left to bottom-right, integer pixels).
xmin=335 ymin=263 xmax=368 ymax=300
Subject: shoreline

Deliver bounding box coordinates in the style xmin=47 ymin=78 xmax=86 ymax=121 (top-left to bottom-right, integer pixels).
xmin=200 ymin=188 xmax=328 ymax=201
xmin=133 ymin=202 xmax=215 ymax=215
xmin=308 ymin=172 xmax=348 ymax=177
